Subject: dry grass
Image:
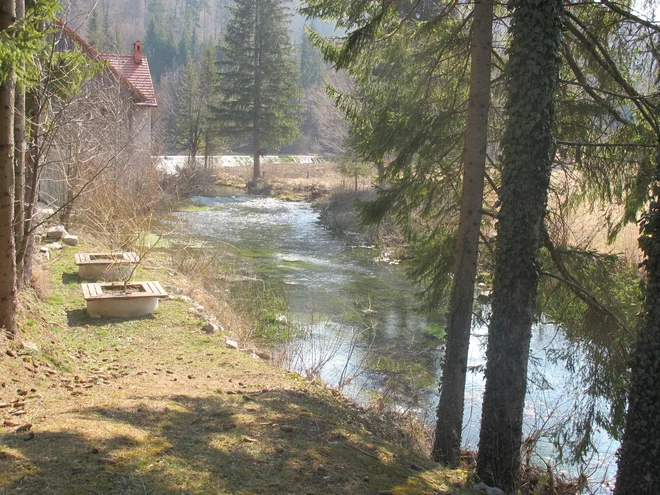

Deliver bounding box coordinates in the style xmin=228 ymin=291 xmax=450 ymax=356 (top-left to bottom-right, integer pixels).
xmin=214 ymin=161 xmax=375 ymax=201
xmin=1 ymin=244 xmax=476 ymax=495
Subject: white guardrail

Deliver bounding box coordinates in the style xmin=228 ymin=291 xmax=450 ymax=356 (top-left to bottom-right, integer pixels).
xmin=155 ymin=155 xmax=332 ymax=175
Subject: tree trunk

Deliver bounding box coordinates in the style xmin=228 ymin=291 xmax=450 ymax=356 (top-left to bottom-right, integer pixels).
xmin=375 ymin=159 xmax=385 ymax=189
xmin=433 ymin=0 xmax=493 ymax=467
xmin=614 ymin=157 xmax=660 ymax=494
xmin=252 ymin=0 xmax=261 ymax=184
xmin=13 ymin=0 xmax=25 ymax=290
xmin=19 ymin=91 xmax=41 ymax=288
xmin=476 ymin=1 xmax=562 ymax=491
xmin=0 ymin=0 xmax=18 ymax=338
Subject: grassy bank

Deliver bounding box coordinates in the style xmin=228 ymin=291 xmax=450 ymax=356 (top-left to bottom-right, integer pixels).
xmin=214 ymin=161 xmax=375 ymax=202
xmin=1 ymin=244 xmax=475 ymax=495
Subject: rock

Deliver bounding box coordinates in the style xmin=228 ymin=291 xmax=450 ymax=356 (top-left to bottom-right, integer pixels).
xmin=62 ymin=234 xmax=78 ymax=246
xmin=202 ymin=322 xmax=219 ymax=334
xmin=475 ymin=482 xmax=507 ymax=495
xmin=225 ymin=339 xmax=240 ymax=350
xmin=46 ymin=242 xmax=62 ymax=250
xmin=15 ymin=423 xmax=32 ymax=433
xmin=177 ymin=295 xmax=194 ymax=303
xmin=21 ymin=341 xmax=38 ymax=351
xmin=46 ymin=225 xmax=67 ymax=240
xmin=34 ymin=207 xmax=55 ymax=224
xmin=164 ymin=285 xmax=184 ymax=295
xmin=275 ymin=314 xmax=288 ymax=325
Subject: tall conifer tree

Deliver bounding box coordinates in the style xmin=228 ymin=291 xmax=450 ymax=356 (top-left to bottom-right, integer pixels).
xmin=214 ymin=0 xmax=302 ymax=186
xmin=476 ymin=0 xmax=563 ymax=490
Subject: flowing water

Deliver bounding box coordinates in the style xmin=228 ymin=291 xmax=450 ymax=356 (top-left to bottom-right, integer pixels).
xmin=175 ymin=188 xmax=618 ymax=491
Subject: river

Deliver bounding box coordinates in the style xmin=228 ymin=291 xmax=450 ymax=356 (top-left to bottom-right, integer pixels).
xmin=175 ymin=188 xmax=618 ymax=492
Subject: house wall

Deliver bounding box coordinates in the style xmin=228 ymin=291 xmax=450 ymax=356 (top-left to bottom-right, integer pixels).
xmin=39 ymin=74 xmax=148 ymax=209
xmin=131 ymin=107 xmax=152 ymax=156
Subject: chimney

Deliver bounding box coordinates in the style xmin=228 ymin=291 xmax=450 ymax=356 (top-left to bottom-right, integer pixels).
xmin=133 ymin=40 xmax=143 ymax=65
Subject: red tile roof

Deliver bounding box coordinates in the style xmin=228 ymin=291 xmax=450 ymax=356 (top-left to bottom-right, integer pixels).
xmin=100 ymin=54 xmax=158 ymax=107
xmin=56 ymin=22 xmax=157 ymax=108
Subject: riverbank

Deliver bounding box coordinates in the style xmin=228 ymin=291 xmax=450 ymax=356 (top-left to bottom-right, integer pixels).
xmin=1 ymin=243 xmax=476 ymax=495
xmin=214 ymin=160 xmax=375 ymax=202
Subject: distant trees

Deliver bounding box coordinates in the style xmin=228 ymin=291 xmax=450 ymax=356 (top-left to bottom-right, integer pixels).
xmin=86 ymin=5 xmax=122 ymax=53
xmin=171 ymin=47 xmax=218 ymax=164
xmin=300 ymin=24 xmax=324 ymax=90
xmin=214 ymin=0 xmax=302 ymax=187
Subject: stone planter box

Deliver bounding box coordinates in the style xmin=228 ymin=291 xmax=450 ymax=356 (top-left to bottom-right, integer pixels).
xmin=75 ymin=252 xmax=139 ymax=281
xmin=82 ymin=281 xmax=168 ymax=318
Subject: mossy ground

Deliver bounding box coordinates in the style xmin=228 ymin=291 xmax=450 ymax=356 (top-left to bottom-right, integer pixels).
xmin=1 ymin=245 xmax=477 ymax=495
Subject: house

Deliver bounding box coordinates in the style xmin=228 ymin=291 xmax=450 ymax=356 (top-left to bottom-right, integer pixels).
xmin=55 ymin=24 xmax=158 ymax=152
xmin=100 ymin=41 xmax=158 ymax=152
xmin=40 ymin=24 xmax=158 ymax=207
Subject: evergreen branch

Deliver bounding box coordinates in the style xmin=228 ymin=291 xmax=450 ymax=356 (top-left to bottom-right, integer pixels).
xmin=564 ymin=12 xmax=660 ymax=137
xmin=561 ymin=44 xmax=627 ymax=124
xmin=541 ymin=227 xmax=633 ymax=340
xmin=557 ymin=141 xmax=657 ymax=148
xmin=598 ymin=0 xmax=660 ymax=35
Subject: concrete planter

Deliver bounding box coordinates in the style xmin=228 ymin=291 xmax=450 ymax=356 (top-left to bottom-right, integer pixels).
xmin=82 ymin=281 xmax=168 ymax=318
xmin=75 ymin=252 xmax=139 ymax=281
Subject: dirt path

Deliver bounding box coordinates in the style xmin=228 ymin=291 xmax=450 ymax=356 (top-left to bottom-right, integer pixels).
xmin=0 ymin=250 xmax=473 ymax=495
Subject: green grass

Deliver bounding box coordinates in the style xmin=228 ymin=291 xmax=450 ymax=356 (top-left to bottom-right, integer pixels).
xmin=1 ymin=241 xmax=478 ymax=495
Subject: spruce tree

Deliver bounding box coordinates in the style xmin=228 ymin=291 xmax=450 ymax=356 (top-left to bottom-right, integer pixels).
xmin=214 ymin=0 xmax=302 ymax=187
xmin=476 ymin=0 xmax=563 ymax=490
xmin=300 ymin=24 xmax=324 ymax=89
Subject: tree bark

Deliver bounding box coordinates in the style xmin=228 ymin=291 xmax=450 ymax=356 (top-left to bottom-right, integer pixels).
xmin=433 ymin=0 xmax=493 ymax=467
xmin=13 ymin=0 xmax=25 ymax=290
xmin=252 ymin=0 xmax=261 ymax=184
xmin=476 ymin=0 xmax=562 ymax=491
xmin=614 ymin=157 xmax=660 ymax=494
xmin=0 ymin=0 xmax=18 ymax=338
xmin=19 ymin=91 xmax=41 ymax=288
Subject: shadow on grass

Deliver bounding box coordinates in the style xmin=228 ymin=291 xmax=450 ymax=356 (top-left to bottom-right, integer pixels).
xmin=0 ymin=390 xmax=459 ymax=495
xmin=66 ymin=308 xmax=157 ymax=328
xmin=61 ymin=272 xmax=80 ymax=285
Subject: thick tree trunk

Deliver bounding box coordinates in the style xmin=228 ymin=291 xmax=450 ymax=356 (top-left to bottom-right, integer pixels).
xmin=0 ymin=0 xmax=18 ymax=338
xmin=433 ymin=0 xmax=493 ymax=467
xmin=614 ymin=158 xmax=660 ymax=494
xmin=13 ymin=0 xmax=25 ymax=290
xmin=476 ymin=1 xmax=562 ymax=491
